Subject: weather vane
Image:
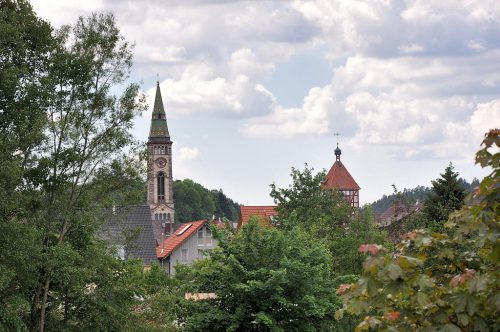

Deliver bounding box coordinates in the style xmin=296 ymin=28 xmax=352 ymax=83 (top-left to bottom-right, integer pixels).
xmin=333 ymin=132 xmax=340 ymax=147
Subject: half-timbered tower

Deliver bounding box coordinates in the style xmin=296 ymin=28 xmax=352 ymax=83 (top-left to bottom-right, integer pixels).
xmin=323 ymin=143 xmax=360 ymax=208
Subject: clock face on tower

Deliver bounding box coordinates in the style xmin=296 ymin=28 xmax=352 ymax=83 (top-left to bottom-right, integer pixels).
xmin=155 ymin=157 xmax=167 ymax=168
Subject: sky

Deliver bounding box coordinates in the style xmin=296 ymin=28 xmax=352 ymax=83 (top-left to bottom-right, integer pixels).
xmin=31 ymin=0 xmax=500 ymax=206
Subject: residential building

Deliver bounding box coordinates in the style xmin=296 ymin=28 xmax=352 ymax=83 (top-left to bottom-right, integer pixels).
xmin=156 ymin=220 xmax=217 ymax=275
xmin=99 ymin=205 xmax=157 ymax=266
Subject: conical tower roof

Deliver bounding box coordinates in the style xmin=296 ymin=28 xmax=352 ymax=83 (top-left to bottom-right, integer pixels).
xmin=323 ymin=144 xmax=360 ymax=190
xmin=149 ymin=82 xmax=170 ymax=141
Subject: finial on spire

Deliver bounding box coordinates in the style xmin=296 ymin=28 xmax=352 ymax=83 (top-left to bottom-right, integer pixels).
xmin=156 ymin=73 xmax=159 ymax=85
xmin=334 ymin=132 xmax=341 ymax=161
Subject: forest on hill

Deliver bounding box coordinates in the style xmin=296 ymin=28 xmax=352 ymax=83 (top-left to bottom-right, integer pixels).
xmin=370 ymin=176 xmax=480 ymax=214
xmin=110 ymin=177 xmax=240 ymax=222
xmin=173 ymin=179 xmax=240 ymax=222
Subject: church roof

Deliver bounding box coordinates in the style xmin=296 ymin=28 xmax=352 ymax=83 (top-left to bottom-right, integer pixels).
xmin=149 ymin=82 xmax=170 ymax=141
xmin=238 ymin=205 xmax=278 ymax=229
xmin=99 ymin=205 xmax=158 ymax=265
xmin=156 ymin=220 xmax=207 ymax=259
xmin=323 ymin=161 xmax=360 ymax=190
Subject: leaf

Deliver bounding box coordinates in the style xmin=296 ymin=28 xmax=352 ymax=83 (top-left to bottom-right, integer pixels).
xmin=396 ymin=255 xmax=423 ymax=269
xmin=383 ymin=311 xmax=400 ymax=321
xmin=386 ymin=264 xmax=403 ymax=280
xmin=457 ymin=313 xmax=469 ymax=326
xmin=437 ymin=248 xmax=454 ymax=260
xmin=337 ymin=283 xmax=351 ymax=295
xmin=418 ymin=275 xmax=434 ymax=290
xmin=416 ymin=292 xmax=430 ymax=307
xmin=440 ymin=323 xmax=462 ymax=332
xmin=359 ymin=244 xmax=383 ymax=256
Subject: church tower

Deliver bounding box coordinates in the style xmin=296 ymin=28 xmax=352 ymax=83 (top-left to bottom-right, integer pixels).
xmin=322 ymin=141 xmax=360 ymax=208
xmin=147 ymin=82 xmax=175 ymax=238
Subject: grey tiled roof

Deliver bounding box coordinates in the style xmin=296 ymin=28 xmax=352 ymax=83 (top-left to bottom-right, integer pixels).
xmin=99 ymin=205 xmax=157 ymax=265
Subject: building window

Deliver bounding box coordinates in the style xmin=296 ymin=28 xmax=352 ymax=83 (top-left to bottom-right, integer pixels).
xmin=155 ymin=213 xmax=158 ymax=220
xmin=181 ymin=249 xmax=188 ymax=263
xmin=205 ymin=227 xmax=212 ymax=245
xmin=167 ymin=213 xmax=171 ymax=221
xmin=157 ymin=172 xmax=165 ymax=201
xmin=116 ymin=245 xmax=125 ymax=260
xmin=165 ymin=222 xmax=172 ymax=235
xmin=198 ymin=228 xmax=204 ymax=245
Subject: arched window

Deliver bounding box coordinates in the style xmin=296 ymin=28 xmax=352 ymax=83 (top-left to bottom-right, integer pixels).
xmin=167 ymin=213 xmax=171 ymax=221
xmin=157 ymin=172 xmax=165 ymax=201
xmin=155 ymin=213 xmax=158 ymax=220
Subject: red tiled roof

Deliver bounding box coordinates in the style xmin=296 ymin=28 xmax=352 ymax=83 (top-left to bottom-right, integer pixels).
xmin=238 ymin=206 xmax=278 ymax=229
xmin=156 ymin=220 xmax=207 ymax=259
xmin=323 ymin=161 xmax=360 ymax=190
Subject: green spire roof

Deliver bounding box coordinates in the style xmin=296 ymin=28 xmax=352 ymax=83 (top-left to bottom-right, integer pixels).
xmin=149 ymin=82 xmax=170 ymax=139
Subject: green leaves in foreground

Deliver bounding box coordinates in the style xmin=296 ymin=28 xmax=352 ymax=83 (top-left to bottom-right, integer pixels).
xmin=337 ymin=130 xmax=500 ymax=332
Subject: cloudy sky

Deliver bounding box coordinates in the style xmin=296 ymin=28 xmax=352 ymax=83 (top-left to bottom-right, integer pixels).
xmin=31 ymin=0 xmax=500 ymax=206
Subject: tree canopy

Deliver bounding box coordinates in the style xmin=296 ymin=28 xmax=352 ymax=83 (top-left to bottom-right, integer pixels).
xmin=270 ymin=165 xmax=389 ymax=276
xmin=177 ymin=220 xmax=340 ymax=331
xmin=173 ymin=179 xmax=240 ymax=222
xmin=0 ymin=3 xmax=148 ymax=330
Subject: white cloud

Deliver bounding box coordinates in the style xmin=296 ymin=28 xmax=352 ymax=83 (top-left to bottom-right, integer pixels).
xmin=143 ymin=63 xmax=275 ymax=117
xmin=31 ymin=0 xmax=500 ymax=164
xmin=178 ymin=146 xmax=200 ymax=161
xmin=149 ymin=45 xmax=187 ymax=63
xmin=399 ymin=43 xmax=424 ymax=54
xmin=470 ymin=100 xmax=500 ymax=134
xmin=241 ymin=85 xmax=349 ymax=137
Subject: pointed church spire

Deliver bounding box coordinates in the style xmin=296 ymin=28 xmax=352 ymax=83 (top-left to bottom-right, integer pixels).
xmin=149 ymin=81 xmax=170 ymax=140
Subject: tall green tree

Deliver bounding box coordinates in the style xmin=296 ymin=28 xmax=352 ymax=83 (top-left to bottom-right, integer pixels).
xmin=173 ymin=179 xmax=216 ymax=222
xmin=270 ymin=165 xmax=388 ymax=275
xmin=423 ymin=163 xmax=466 ymax=231
xmin=0 ymin=11 xmax=147 ymax=331
xmin=177 ymin=220 xmax=340 ymax=331
xmin=337 ymin=129 xmax=500 ymax=331
xmin=212 ymin=189 xmax=240 ymax=221
xmin=0 ymin=1 xmax=56 ymax=329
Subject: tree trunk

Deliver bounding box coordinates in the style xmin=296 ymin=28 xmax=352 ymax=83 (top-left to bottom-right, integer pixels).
xmin=30 ymin=284 xmax=41 ymax=329
xmin=39 ymin=277 xmax=51 ymax=332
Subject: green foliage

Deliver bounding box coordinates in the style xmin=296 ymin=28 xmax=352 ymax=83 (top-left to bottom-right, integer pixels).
xmin=338 ymin=130 xmax=500 ymax=331
xmin=125 ymin=264 xmax=182 ymax=332
xmin=0 ymin=1 xmax=55 ymax=329
xmin=174 ymin=179 xmax=216 ymax=222
xmin=212 ymin=188 xmax=240 ymax=221
xmin=177 ymin=220 xmax=340 ymax=331
xmin=370 ymin=177 xmax=477 ymax=216
xmin=174 ymin=179 xmax=240 ymax=222
xmin=0 ymin=5 xmax=149 ymax=330
xmin=423 ymin=163 xmax=467 ymax=231
xmin=270 ymin=165 xmax=389 ymax=276
xmin=370 ymin=186 xmax=430 ymax=214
